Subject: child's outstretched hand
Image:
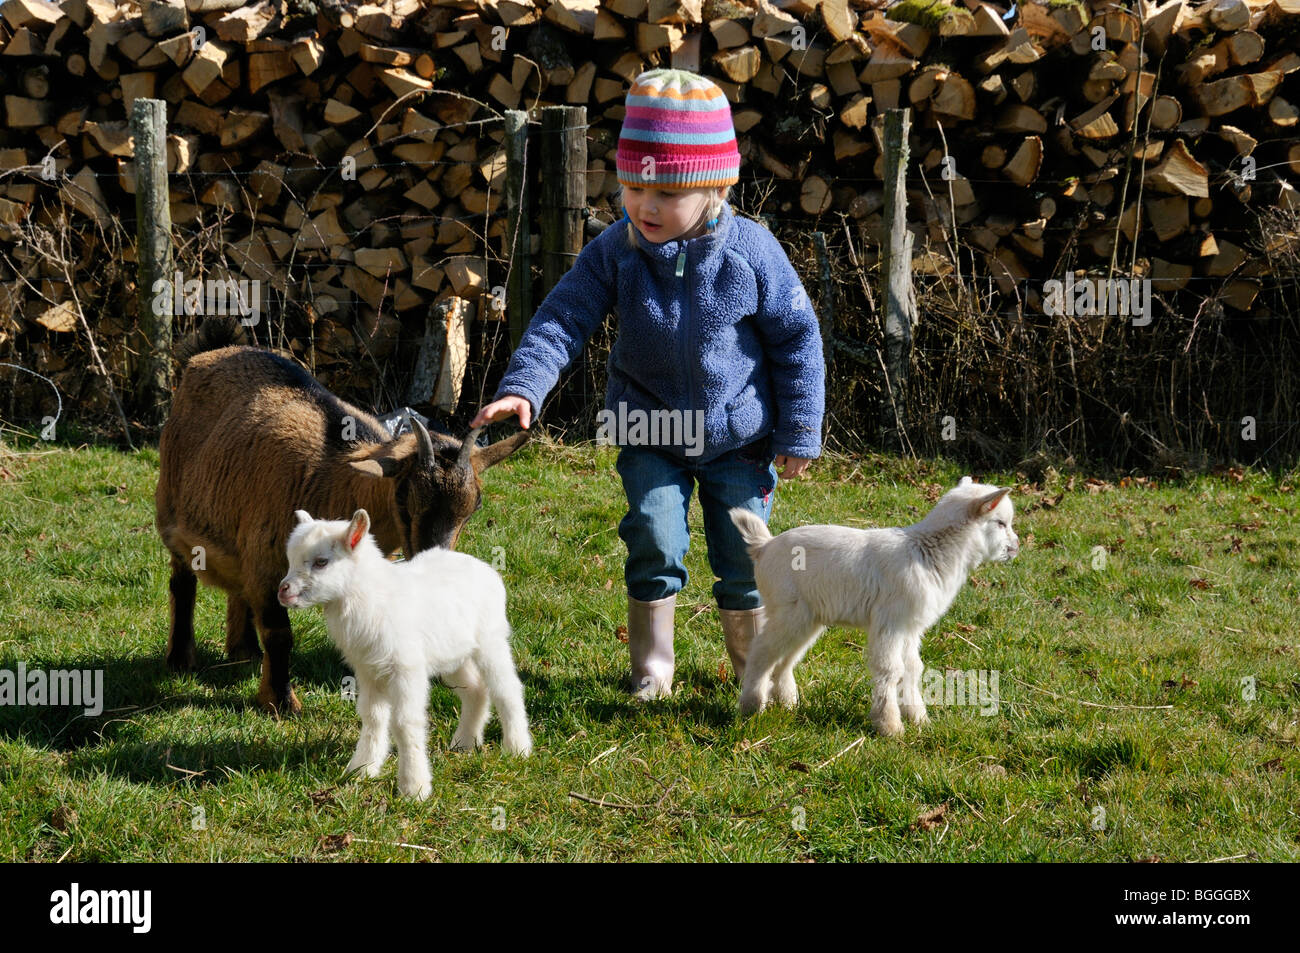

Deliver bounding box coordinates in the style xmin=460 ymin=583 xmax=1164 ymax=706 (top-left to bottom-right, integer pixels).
xmin=776 ymin=455 xmax=810 ymax=479
xmin=471 ymin=395 xmax=531 ymax=430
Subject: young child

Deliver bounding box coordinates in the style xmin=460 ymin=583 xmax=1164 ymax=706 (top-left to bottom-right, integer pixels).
xmin=471 ymin=69 xmax=825 ymax=700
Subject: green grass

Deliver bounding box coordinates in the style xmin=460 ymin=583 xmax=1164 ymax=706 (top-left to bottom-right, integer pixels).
xmin=1 ymin=437 xmax=1298 ymax=862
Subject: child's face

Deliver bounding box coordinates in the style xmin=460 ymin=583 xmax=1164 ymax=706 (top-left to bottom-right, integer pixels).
xmin=623 ymin=187 xmax=718 ymax=243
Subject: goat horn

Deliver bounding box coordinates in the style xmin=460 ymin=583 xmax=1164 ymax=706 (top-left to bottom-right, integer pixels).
xmin=411 ymin=417 xmax=435 ymax=465
xmin=457 ymin=426 xmax=483 ymax=469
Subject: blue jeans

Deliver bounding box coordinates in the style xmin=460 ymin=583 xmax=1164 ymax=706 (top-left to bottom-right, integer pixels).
xmin=615 ymin=440 xmax=779 ymax=610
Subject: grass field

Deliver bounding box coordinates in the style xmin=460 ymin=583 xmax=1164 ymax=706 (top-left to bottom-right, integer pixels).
xmin=1 ymin=434 xmax=1297 ymax=862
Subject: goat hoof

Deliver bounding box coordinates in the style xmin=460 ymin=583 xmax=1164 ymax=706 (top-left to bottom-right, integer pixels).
xmin=226 ymin=646 xmax=261 ymax=663
xmin=502 ymin=732 xmax=533 ymax=757
xmin=772 ymin=678 xmax=799 ymax=709
xmin=399 ymin=779 xmax=432 ymax=801
xmin=901 ymin=704 xmax=929 ymax=726
xmin=872 ymin=716 xmax=905 ymax=738
xmin=166 ymin=646 xmax=196 ymax=672
xmin=257 ymin=686 xmax=302 ymax=717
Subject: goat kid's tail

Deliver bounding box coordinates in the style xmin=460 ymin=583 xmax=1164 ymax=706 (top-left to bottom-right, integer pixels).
xmin=175 ymin=317 xmax=248 ymax=370
xmin=729 ymin=508 xmax=773 ymax=563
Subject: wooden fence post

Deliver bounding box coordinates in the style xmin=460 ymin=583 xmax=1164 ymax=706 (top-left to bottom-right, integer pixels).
xmin=539 ymin=105 xmax=588 ymax=413
xmin=879 ymin=107 xmax=916 ymax=450
xmin=504 ymin=109 xmax=531 ymax=352
xmin=132 ymin=97 xmax=173 ymax=429
xmin=539 ymin=105 xmax=586 ymax=296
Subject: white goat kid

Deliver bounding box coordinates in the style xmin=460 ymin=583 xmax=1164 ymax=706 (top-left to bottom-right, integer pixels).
xmin=278 ymin=509 xmax=531 ymax=799
xmin=730 ymin=477 xmax=1019 ymax=737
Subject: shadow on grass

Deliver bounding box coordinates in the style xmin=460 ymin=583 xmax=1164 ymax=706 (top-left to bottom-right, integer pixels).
xmin=518 ymin=666 xmax=744 ymax=732
xmin=3 ymin=645 xmax=904 ymax=783
xmin=1004 ymin=732 xmax=1155 ymax=779
xmin=62 ymin=730 xmax=349 ymax=787
xmin=0 ymin=637 xmax=349 ymax=752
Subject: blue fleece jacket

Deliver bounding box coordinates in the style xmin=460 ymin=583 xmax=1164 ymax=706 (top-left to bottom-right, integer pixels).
xmin=494 ymin=203 xmax=825 ymax=463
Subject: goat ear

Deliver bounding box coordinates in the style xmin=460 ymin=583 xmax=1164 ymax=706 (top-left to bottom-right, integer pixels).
xmin=349 ymin=443 xmax=413 ymax=479
xmin=294 ymin=509 xmax=313 ymax=525
xmin=969 ymin=487 xmax=1010 ymax=519
xmin=958 ymin=475 xmax=973 ymax=487
xmin=471 ymin=428 xmax=531 ymax=474
xmin=345 ymin=509 xmax=370 ymax=550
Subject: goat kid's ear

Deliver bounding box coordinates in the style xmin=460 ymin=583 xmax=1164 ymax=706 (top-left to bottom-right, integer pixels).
xmin=294 ymin=509 xmax=313 ymax=525
xmin=970 ymin=487 xmax=1010 ymax=519
xmin=345 ymin=509 xmax=370 ymax=550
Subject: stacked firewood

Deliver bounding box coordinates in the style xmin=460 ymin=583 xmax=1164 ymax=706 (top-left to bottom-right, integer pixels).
xmin=0 ymin=0 xmax=1298 ymax=420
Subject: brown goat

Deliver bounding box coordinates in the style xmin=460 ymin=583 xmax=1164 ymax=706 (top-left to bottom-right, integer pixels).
xmin=155 ymin=323 xmax=528 ymax=715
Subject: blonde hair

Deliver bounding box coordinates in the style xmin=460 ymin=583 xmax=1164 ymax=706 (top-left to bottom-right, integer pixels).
xmin=620 ymin=186 xmax=732 ymax=247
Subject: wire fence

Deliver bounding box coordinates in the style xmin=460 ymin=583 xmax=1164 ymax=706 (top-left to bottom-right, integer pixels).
xmin=2 ymin=110 xmax=1300 ymax=470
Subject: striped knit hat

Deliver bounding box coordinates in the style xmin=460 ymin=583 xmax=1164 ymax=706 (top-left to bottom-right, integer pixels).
xmin=616 ymin=69 xmax=740 ymax=191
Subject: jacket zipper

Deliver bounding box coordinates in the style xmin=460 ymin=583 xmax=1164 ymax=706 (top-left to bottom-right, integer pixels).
xmin=679 ymin=243 xmax=695 ymax=444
